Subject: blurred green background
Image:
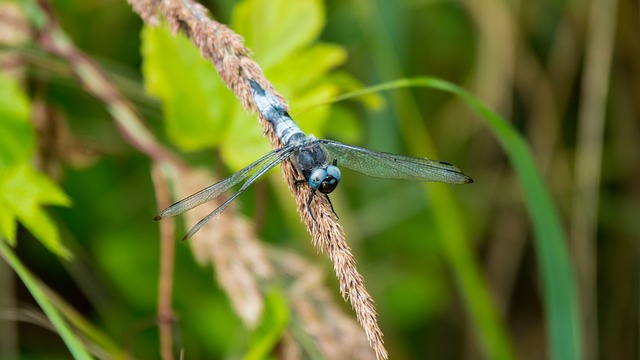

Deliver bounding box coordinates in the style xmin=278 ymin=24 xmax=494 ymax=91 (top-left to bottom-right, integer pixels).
xmin=0 ymin=0 xmax=637 ymax=359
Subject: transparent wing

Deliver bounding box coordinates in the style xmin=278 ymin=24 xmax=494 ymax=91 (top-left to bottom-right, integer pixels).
xmin=155 ymin=145 xmax=295 ymax=221
xmin=182 ymin=145 xmax=297 ymax=240
xmin=319 ymin=139 xmax=473 ymax=184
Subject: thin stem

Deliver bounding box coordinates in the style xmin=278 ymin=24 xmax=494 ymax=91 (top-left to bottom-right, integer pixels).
xmin=571 ymin=0 xmax=619 ymax=358
xmin=152 ymin=165 xmax=176 ymax=360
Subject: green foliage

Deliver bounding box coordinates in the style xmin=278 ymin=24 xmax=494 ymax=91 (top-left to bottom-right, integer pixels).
xmin=233 ymin=0 xmax=324 ymax=69
xmin=328 ymin=77 xmax=582 ymax=360
xmin=244 ymin=290 xmax=290 ymax=360
xmin=142 ymin=25 xmax=233 ymax=151
xmin=0 ymin=72 xmax=34 ymax=167
xmin=0 ymin=165 xmax=71 ymax=254
xmin=0 ymin=242 xmax=91 ymax=359
xmin=16 ymin=0 xmax=46 ymax=29
xmin=142 ymin=0 xmax=369 ymax=171
xmin=6 ymin=0 xmax=632 ymax=358
xmin=424 ymin=79 xmax=583 ymax=360
xmin=0 ymin=75 xmax=70 ymax=257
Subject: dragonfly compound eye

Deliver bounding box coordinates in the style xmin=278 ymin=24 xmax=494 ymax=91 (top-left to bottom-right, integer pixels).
xmin=318 ymin=165 xmax=341 ymax=194
xmin=309 ymin=168 xmax=328 ymax=189
xmin=326 ymin=165 xmax=341 ymax=181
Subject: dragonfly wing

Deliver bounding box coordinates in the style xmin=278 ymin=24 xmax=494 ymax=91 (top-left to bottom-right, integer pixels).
xmin=155 ymin=145 xmax=295 ymax=220
xmin=319 ymin=139 xmax=473 ymax=184
xmin=183 ymin=144 xmax=297 ymax=239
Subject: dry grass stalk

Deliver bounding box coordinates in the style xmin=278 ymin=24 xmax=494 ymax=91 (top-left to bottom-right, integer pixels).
xmin=151 ymin=164 xmax=177 ymax=360
xmin=279 ymin=331 xmax=303 ymax=360
xmin=127 ymin=0 xmax=388 ymax=358
xmin=174 ymin=165 xmax=273 ymax=327
xmin=271 ymin=248 xmax=375 ymax=359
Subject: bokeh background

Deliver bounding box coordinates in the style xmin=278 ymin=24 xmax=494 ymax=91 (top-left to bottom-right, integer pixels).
xmin=0 ymin=0 xmax=638 ymax=359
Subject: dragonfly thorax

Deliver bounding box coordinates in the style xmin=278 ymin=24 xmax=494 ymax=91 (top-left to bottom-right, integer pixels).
xmin=290 ymin=139 xmax=342 ymax=193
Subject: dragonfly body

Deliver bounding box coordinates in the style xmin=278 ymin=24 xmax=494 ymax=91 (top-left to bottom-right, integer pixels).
xmin=250 ymin=80 xmax=342 ymax=195
xmin=249 ymin=80 xmax=340 ymax=195
xmin=155 ymin=79 xmax=472 ymax=239
xmin=250 ymin=79 xmax=305 ymax=146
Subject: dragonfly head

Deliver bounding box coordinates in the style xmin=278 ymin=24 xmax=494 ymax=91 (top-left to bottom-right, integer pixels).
xmin=309 ymin=165 xmax=341 ymax=194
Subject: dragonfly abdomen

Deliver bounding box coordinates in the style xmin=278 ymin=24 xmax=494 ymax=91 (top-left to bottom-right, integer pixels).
xmin=271 ymin=113 xmax=304 ymax=145
xmin=249 ymin=79 xmax=304 ymax=145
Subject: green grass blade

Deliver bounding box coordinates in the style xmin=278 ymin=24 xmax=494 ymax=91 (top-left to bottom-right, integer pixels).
xmin=321 ymin=77 xmax=582 ymax=360
xmin=422 ymin=77 xmax=582 ymax=360
xmin=305 ymin=80 xmax=516 ymax=359
xmin=44 ymin=286 xmax=127 ymax=359
xmin=0 ymin=240 xmax=92 ymax=360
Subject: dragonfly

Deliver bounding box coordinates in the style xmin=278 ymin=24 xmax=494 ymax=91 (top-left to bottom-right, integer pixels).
xmin=155 ymin=79 xmax=473 ymax=239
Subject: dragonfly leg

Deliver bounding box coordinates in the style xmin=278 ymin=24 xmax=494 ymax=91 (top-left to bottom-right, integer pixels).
xmin=324 ymin=194 xmax=339 ymax=220
xmin=306 ymin=189 xmax=318 ymax=224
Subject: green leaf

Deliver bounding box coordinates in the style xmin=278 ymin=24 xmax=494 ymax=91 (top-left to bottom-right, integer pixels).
xmin=266 ymin=43 xmax=347 ymax=92
xmin=290 ymin=81 xmax=337 ymax=136
xmin=0 ymin=75 xmax=71 ymax=257
xmin=220 ymin=107 xmax=273 ymax=172
xmin=141 ymin=24 xmax=233 ymax=151
xmin=0 ymin=73 xmax=35 ymax=168
xmin=322 ymin=105 xmax=363 ymax=145
xmin=0 ymin=203 xmax=17 ymax=246
xmin=244 ymin=289 xmax=289 ymax=360
xmin=0 ymin=165 xmax=71 ymax=258
xmin=233 ymin=0 xmax=325 ymax=70
xmin=0 ymin=241 xmax=92 ymax=360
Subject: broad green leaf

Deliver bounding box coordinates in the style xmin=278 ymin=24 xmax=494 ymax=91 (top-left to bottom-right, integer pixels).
xmin=233 ymin=0 xmax=325 ymax=70
xmin=220 ymin=107 xmax=272 ymax=172
xmin=142 ymin=24 xmax=232 ymax=151
xmin=244 ymin=289 xmax=289 ymax=360
xmin=322 ymin=105 xmax=363 ymax=145
xmin=0 ymin=165 xmax=71 ymax=258
xmin=0 ymin=73 xmax=35 ymax=168
xmin=266 ymin=43 xmax=347 ymax=92
xmin=290 ymin=81 xmax=338 ymax=136
xmin=0 ymin=202 xmax=17 ymax=245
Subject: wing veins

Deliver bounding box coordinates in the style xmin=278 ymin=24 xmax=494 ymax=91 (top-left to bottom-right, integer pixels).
xmin=155 ymin=145 xmax=294 ymax=220
xmin=319 ymin=140 xmax=472 ymax=184
xmin=183 ymin=146 xmax=296 ymax=239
